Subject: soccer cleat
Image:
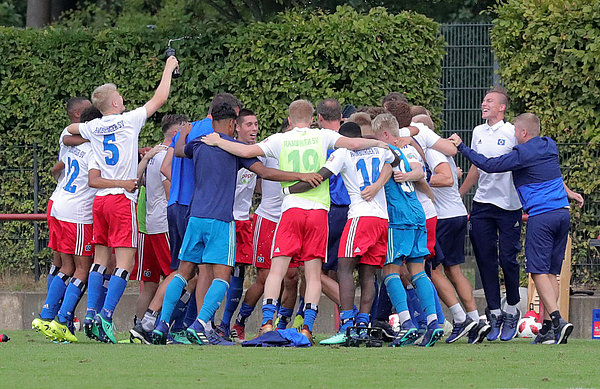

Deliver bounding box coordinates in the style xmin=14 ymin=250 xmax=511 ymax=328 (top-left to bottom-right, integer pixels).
xmin=129 ymin=321 xmax=153 ymax=345
xmin=500 ymin=309 xmax=520 ymax=341
xmin=320 ymin=331 xmax=348 ymax=346
xmin=486 ymin=309 xmax=504 ymax=341
xmin=300 ymin=325 xmax=314 ymax=346
xmin=168 ymin=330 xmax=192 ymax=345
xmin=292 ymin=315 xmax=304 ymax=331
xmin=372 ymin=319 xmax=396 ymax=342
xmin=32 ymin=318 xmax=56 ymax=340
xmin=186 ymin=320 xmax=235 ymax=346
xmin=83 ymin=312 xmax=99 ymax=341
xmin=256 ymin=322 xmax=273 ymax=338
xmin=531 ymin=328 xmax=555 ymax=345
xmin=446 ymin=316 xmax=477 ymax=343
xmin=389 ymin=320 xmax=419 ymax=347
xmin=419 ymin=321 xmax=444 ymax=347
xmin=553 ymin=318 xmax=574 ymax=344
xmin=49 ymin=319 xmax=78 ymax=343
xmin=231 ymin=323 xmax=245 ymax=342
xmin=94 ymin=314 xmax=116 ymax=344
xmin=215 ymin=322 xmax=232 ymax=341
xmin=468 ymin=319 xmax=492 ymax=344
xmin=152 ymin=320 xmax=169 ymax=345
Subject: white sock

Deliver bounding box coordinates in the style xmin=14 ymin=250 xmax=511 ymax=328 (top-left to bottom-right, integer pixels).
xmin=398 ymin=310 xmax=411 ymax=325
xmin=426 ymin=313 xmax=437 ymax=325
xmin=467 ymin=310 xmax=480 ymax=322
xmin=505 ymin=304 xmax=518 ymax=315
xmin=449 ymin=303 xmax=466 ymax=323
xmin=490 ymin=309 xmax=502 ymax=316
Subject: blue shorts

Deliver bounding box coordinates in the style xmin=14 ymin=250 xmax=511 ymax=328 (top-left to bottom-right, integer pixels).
xmin=525 ymin=208 xmax=570 ymax=274
xmin=434 ymin=216 xmax=467 ymax=268
xmin=385 ymin=227 xmax=429 ymax=265
xmin=167 ymin=203 xmax=190 ymax=270
xmin=323 ymin=204 xmax=349 ymax=271
xmin=179 ymin=217 xmax=236 ymax=266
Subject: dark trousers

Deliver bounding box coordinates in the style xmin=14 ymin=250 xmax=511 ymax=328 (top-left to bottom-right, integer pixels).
xmin=167 ymin=203 xmax=190 ymax=270
xmin=469 ymin=201 xmax=522 ymax=310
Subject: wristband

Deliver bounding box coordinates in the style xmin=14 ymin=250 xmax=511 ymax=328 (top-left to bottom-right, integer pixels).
xmin=282 ymin=187 xmax=290 ymax=195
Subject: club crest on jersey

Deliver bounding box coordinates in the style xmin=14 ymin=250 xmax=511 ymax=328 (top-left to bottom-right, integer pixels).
xmin=257 ymin=256 xmax=265 ymax=263
xmin=497 ymin=138 xmax=506 ymax=146
xmin=85 ymin=244 xmax=92 ymax=252
xmin=144 ymin=270 xmax=152 ymax=278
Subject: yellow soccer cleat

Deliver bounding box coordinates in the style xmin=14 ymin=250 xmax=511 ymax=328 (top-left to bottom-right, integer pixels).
xmin=292 ymin=315 xmax=304 ymax=332
xmin=32 ymin=317 xmax=56 ymax=340
xmin=49 ymin=320 xmax=78 ymax=343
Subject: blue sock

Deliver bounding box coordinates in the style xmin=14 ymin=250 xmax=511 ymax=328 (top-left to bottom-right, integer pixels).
xmin=183 ymin=294 xmax=198 ymax=329
xmin=376 ymin=281 xmax=393 ymax=321
xmin=411 ymin=271 xmax=436 ymax=319
xmin=262 ymin=299 xmax=278 ymax=325
xmin=406 ymin=286 xmax=425 ymax=326
xmin=197 ymin=278 xmax=229 ymax=324
xmin=432 ymin=285 xmax=445 ymax=324
xmin=57 ymin=278 xmax=85 ymax=323
xmin=296 ymin=296 xmax=305 ymax=317
xmin=100 ymin=268 xmax=129 ymax=321
xmin=47 ymin=265 xmax=58 ymax=292
xmin=277 ymin=307 xmax=294 ymax=330
xmin=304 ymin=304 xmax=318 ymax=332
xmin=159 ymin=274 xmax=188 ymax=324
xmin=170 ymin=291 xmax=191 ymax=332
xmin=383 ymin=273 xmax=409 ymax=314
xmin=100 ymin=273 xmax=111 ymax=309
xmin=356 ymin=312 xmax=370 ymax=327
xmin=40 ymin=272 xmax=69 ymax=320
xmin=221 ymin=267 xmax=244 ymax=327
xmin=236 ymin=302 xmax=255 ymax=326
xmin=85 ymin=264 xmax=105 ymax=316
xmin=340 ymin=309 xmax=355 ymax=332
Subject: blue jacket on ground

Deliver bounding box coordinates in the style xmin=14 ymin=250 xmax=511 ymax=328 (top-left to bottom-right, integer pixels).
xmin=458 ymin=136 xmax=569 ymax=216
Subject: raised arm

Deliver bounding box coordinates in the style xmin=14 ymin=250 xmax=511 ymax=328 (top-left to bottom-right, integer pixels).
xmin=63 ymin=135 xmax=88 ymax=146
xmin=248 ymin=161 xmax=323 ymax=188
xmin=334 ymin=136 xmax=388 ymax=151
xmin=202 ymin=132 xmax=265 ymax=158
xmin=67 ymin=123 xmax=81 ymax=135
xmin=143 ymin=56 xmax=179 ymax=118
xmin=361 ymin=163 xmax=393 ymax=202
xmin=450 ymin=133 xmax=521 ymax=174
xmin=286 ymin=167 xmax=333 ymax=194
xmin=174 ymin=124 xmax=192 ymax=158
xmin=137 ymin=145 xmax=165 ymax=180
xmin=88 ymin=169 xmax=137 ymax=192
xmin=432 ymin=138 xmax=458 ymax=157
xmin=160 ymin=147 xmax=174 ymax=181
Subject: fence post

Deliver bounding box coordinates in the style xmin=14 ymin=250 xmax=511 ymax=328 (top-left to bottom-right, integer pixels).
xmin=33 ymin=142 xmax=40 ymax=281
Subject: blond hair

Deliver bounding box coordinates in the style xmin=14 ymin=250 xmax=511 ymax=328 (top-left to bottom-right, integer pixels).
xmin=91 ymin=83 xmax=117 ymax=114
xmin=372 ymin=113 xmax=399 ymax=136
xmin=514 ymin=113 xmax=541 ymax=137
xmin=289 ymin=99 xmax=314 ymax=127
xmin=348 ymin=112 xmax=373 ymax=136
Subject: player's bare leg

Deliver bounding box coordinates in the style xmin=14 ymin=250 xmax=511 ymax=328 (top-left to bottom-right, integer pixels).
xmin=275 ymin=267 xmax=298 ymax=330
xmin=135 ymin=281 xmax=159 ymax=319
xmin=260 ymin=255 xmax=291 ymax=334
xmin=321 ymin=272 xmax=341 ymax=306
xmin=531 ymin=273 xmax=571 ymax=344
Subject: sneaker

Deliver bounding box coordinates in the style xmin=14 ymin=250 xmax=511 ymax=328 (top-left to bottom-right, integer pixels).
xmin=187 ymin=320 xmax=235 ymax=346
xmin=500 ymin=309 xmax=520 ymax=341
xmin=231 ymin=323 xmax=245 ymax=342
xmin=446 ymin=316 xmax=477 ymax=343
xmin=94 ymin=314 xmax=116 ymax=344
xmin=152 ymin=320 xmax=169 ymax=345
xmin=83 ymin=312 xmax=99 ymax=341
xmin=347 ymin=326 xmax=370 ymax=347
xmin=129 ymin=321 xmax=153 ymax=345
xmin=553 ymin=318 xmax=574 ymax=344
xmin=531 ymin=328 xmax=555 ymax=345
xmin=32 ymin=318 xmax=55 ymax=340
xmin=215 ymin=322 xmax=232 ymax=341
xmin=49 ymin=319 xmax=78 ymax=343
xmin=292 ymin=315 xmax=304 ymax=331
xmin=300 ymin=325 xmax=314 ymax=345
xmin=468 ymin=320 xmax=492 ymax=344
xmin=389 ymin=320 xmax=419 ymax=347
xmin=256 ymin=322 xmax=273 ymax=338
xmin=372 ymin=319 xmax=396 ymax=342
xmin=486 ymin=309 xmax=504 ymax=341
xmin=419 ymin=321 xmax=444 ymax=347
xmin=320 ymin=331 xmax=348 ymax=345
xmin=168 ymin=330 xmax=192 ymax=345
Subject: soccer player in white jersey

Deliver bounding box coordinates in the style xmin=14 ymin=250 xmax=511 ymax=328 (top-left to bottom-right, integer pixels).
xmin=67 ymin=56 xmax=179 ymax=343
xmin=202 ymin=99 xmax=389 ymax=344
xmin=32 ymin=106 xmax=98 ymax=343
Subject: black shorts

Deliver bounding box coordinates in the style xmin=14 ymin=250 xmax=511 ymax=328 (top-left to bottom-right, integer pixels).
xmin=434 ymin=215 xmax=467 ymax=268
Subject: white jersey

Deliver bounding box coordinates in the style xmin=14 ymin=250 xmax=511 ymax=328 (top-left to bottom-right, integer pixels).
xmin=401 ymin=144 xmax=436 ymax=219
xmin=412 ymin=122 xmax=441 ymax=154
xmin=50 ymin=127 xmax=71 ymax=202
xmin=78 ymin=107 xmax=147 ymax=201
xmin=233 ymin=168 xmax=258 ymax=221
xmin=324 ymin=147 xmax=395 ymax=219
xmin=50 ymin=141 xmax=96 ymax=224
xmin=258 ymin=127 xmax=342 ymax=212
xmin=471 ymin=120 xmax=521 ymax=210
xmin=144 ymin=148 xmax=169 ymax=234
xmin=427 ymin=149 xmax=467 ymax=219
xmin=255 ymin=156 xmax=283 ymax=223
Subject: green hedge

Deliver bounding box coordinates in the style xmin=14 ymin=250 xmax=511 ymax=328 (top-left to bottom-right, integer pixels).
xmin=0 ymin=6 xmax=444 ymax=274
xmin=492 ymin=0 xmax=600 ymax=285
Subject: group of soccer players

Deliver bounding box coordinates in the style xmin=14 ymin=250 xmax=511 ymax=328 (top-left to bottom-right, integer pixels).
xmin=32 ymin=55 xmax=582 ymax=347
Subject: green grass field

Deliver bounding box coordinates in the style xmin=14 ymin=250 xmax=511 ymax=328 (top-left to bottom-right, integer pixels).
xmin=1 ymin=330 xmax=598 ymax=388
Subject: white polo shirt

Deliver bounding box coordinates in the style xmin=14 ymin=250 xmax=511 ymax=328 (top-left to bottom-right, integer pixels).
xmin=470 ymin=120 xmax=521 ymax=211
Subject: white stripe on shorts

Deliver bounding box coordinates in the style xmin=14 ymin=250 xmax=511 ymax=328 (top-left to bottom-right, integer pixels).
xmin=344 ymin=218 xmax=359 ymax=258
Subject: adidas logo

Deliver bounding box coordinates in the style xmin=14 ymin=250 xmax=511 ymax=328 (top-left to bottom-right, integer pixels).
xmin=354 ymin=247 xmax=361 ymax=253
xmin=514 ymin=221 xmax=520 ymax=228
xmin=274 ymin=247 xmax=280 ymax=253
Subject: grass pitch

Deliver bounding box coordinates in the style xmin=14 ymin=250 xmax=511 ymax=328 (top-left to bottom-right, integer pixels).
xmin=1 ymin=330 xmax=598 ymax=388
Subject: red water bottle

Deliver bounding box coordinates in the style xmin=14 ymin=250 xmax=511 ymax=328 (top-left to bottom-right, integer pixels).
xmin=0 ymin=334 xmax=9 ymax=342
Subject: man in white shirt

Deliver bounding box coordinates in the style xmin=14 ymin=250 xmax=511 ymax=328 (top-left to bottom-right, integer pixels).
xmin=459 ymin=87 xmax=523 ymax=342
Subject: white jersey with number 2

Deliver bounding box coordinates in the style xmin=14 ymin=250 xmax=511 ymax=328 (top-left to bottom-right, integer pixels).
xmin=77 ymin=106 xmax=147 ymax=201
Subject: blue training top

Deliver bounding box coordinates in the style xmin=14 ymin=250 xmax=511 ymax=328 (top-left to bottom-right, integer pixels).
xmin=168 ymin=118 xmax=213 ymax=207
xmin=385 ymin=145 xmax=426 ymax=230
xmin=327 ymin=149 xmax=351 ymax=206
xmin=184 ymin=133 xmax=259 ymax=222
xmin=458 ymin=136 xmax=569 ymax=216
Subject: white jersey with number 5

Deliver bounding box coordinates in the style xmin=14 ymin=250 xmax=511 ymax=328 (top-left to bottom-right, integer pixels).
xmin=324 ymin=147 xmax=395 ymax=219
xmin=78 ymin=106 xmax=147 ymax=201
xmin=51 ymin=141 xmax=97 ymax=224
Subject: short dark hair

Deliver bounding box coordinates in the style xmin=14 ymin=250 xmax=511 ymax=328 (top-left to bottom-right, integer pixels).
xmin=280 ymin=117 xmax=290 ymax=132
xmin=211 ymin=102 xmax=237 ymax=121
xmin=338 ymin=122 xmax=362 ymax=138
xmin=209 ymin=93 xmax=242 ymax=115
xmin=486 ymin=86 xmax=509 ymax=107
xmin=161 ymin=114 xmax=189 ymax=135
xmin=385 ymin=100 xmax=412 ymax=128
xmin=382 ymin=92 xmax=408 ymax=106
xmin=357 ymin=106 xmax=386 ymax=120
xmin=317 ymin=98 xmax=342 ymax=121
xmin=66 ymin=97 xmax=89 ymax=116
xmin=80 ymin=106 xmax=102 ymax=122
xmin=237 ymin=108 xmax=256 ymax=125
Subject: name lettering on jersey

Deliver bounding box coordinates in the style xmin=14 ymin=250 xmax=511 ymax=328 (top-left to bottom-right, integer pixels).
xmin=93 ymin=120 xmax=125 ymax=135
xmin=497 ymin=139 xmax=506 ymax=146
xmin=349 ymin=148 xmax=378 ymax=157
xmin=68 ymin=147 xmax=86 ymax=158
xmin=283 ymin=137 xmax=319 ymax=147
